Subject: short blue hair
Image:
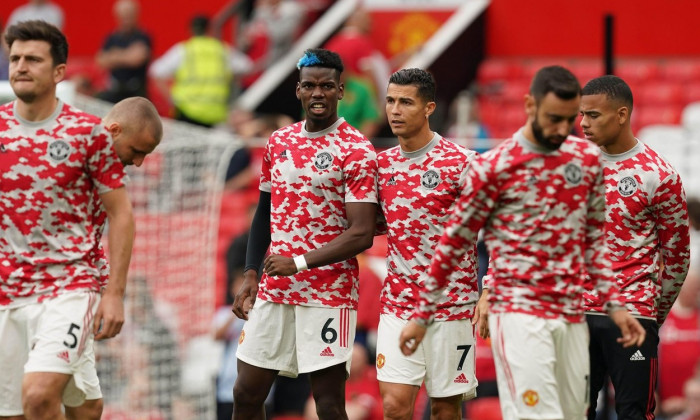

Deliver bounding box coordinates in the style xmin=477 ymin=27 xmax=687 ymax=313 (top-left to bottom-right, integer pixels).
xmin=297 ymin=48 xmax=344 ymax=78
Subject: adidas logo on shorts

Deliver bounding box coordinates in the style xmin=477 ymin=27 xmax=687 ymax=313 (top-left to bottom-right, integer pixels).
xmin=454 ymin=373 xmax=469 ymax=383
xmin=57 ymin=350 xmax=70 ymax=363
xmin=320 ymin=347 xmax=334 ymax=357
xmin=630 ymin=350 xmax=646 ymax=361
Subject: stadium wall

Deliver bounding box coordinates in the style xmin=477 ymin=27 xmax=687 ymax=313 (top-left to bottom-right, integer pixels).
xmin=486 ymin=0 xmax=700 ymax=57
xmin=4 ymin=0 xmax=700 ymax=58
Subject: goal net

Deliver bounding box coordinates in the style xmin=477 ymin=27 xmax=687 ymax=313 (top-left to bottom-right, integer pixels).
xmin=74 ymin=94 xmax=238 ymax=420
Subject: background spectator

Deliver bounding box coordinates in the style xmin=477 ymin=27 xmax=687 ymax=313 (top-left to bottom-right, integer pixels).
xmin=96 ymin=0 xmax=151 ymax=103
xmin=150 ymin=15 xmax=253 ymax=127
xmin=5 ymin=0 xmax=64 ymax=29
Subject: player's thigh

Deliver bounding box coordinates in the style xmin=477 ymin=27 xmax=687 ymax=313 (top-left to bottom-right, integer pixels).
xmin=424 ymin=319 xmax=477 ymax=400
xmin=378 ymin=381 xmax=420 ymax=419
xmin=553 ymin=320 xmax=590 ymax=420
xmin=236 ymin=299 xmax=298 ymax=375
xmin=489 ymin=312 xmax=563 ymax=420
xmin=25 ymin=292 xmax=101 ymax=406
xmin=0 ymin=305 xmax=41 ymax=416
xmin=296 ymin=306 xmax=356 ymax=376
xmin=64 ymin=398 xmax=103 ymax=420
xmin=376 ymin=314 xmax=426 ymax=387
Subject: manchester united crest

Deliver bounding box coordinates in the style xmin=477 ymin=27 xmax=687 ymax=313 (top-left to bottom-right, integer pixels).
xmin=522 ymin=389 xmax=540 ymax=407
xmin=618 ymin=176 xmax=638 ymax=197
xmin=421 ymin=170 xmax=440 ymax=189
xmin=564 ymin=163 xmax=582 ymax=186
xmin=47 ymin=140 xmax=71 ymax=162
xmin=376 ymin=353 xmax=386 ymax=369
xmin=314 ymin=152 xmax=333 ymax=170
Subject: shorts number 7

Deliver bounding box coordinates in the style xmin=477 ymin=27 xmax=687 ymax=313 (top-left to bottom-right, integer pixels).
xmin=457 ymin=345 xmax=472 ymax=371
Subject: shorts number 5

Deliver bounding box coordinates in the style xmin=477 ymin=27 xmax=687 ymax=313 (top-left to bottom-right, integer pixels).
xmin=63 ymin=323 xmax=81 ymax=349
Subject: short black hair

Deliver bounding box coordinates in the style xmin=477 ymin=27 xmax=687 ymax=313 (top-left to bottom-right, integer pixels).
xmin=530 ymin=65 xmax=580 ymax=102
xmin=4 ymin=20 xmax=68 ymax=65
xmin=297 ymin=48 xmax=344 ymax=80
xmin=388 ymin=68 xmax=436 ymax=103
xmin=191 ymin=15 xmax=209 ymax=36
xmin=582 ymin=75 xmax=634 ymax=111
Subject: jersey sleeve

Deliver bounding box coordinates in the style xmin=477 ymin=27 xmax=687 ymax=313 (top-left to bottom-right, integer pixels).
xmin=413 ymin=156 xmax=497 ymax=324
xmin=259 ymin=134 xmax=274 ymax=193
xmin=585 ymin=156 xmax=621 ymax=309
xmin=87 ymin=124 xmax=127 ymax=194
xmin=654 ymin=171 xmax=691 ymax=324
xmin=343 ymin=145 xmax=378 ymax=204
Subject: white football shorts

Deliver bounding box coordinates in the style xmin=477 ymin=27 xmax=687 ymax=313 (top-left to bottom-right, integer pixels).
xmin=376 ymin=314 xmax=478 ymax=399
xmin=236 ymin=299 xmax=356 ymax=377
xmin=489 ymin=312 xmax=589 ymax=420
xmin=0 ymin=291 xmax=102 ymax=416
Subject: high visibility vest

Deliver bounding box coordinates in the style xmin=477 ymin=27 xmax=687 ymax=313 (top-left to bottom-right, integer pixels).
xmin=171 ymin=36 xmax=231 ymax=125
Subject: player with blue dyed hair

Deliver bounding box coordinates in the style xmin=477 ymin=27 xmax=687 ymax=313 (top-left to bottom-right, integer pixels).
xmin=232 ymin=48 xmax=378 ymax=420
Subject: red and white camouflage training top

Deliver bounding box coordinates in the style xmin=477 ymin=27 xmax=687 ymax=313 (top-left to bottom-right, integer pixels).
xmin=583 ymin=140 xmax=690 ymax=324
xmin=258 ymin=118 xmax=378 ymax=309
xmin=0 ymin=100 xmax=126 ymax=307
xmin=378 ymin=134 xmax=479 ymax=321
xmin=413 ymin=129 xmax=622 ymax=324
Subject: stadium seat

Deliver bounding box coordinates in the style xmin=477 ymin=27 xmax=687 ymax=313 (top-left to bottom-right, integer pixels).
xmin=615 ymin=59 xmax=660 ymax=84
xmin=477 ymin=59 xmax=521 ymax=84
xmin=659 ymin=59 xmax=700 ymax=82
xmin=635 ymin=82 xmax=684 ymax=107
xmin=633 ymin=104 xmax=682 ymax=131
xmin=570 ymin=58 xmax=605 ymax=84
xmin=682 ymin=82 xmax=700 ymax=104
xmin=637 ymin=124 xmax=691 ymax=173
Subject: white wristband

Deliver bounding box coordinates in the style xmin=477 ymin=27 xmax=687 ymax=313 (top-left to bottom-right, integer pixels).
xmin=294 ymin=255 xmax=308 ymax=272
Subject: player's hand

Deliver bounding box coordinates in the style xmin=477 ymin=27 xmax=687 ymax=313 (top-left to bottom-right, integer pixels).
xmin=264 ymin=254 xmax=297 ymax=276
xmin=472 ymin=291 xmax=490 ymax=339
xmin=610 ymin=309 xmax=646 ymax=348
xmin=232 ymin=271 xmax=257 ymax=320
xmin=398 ymin=320 xmax=426 ymax=356
xmin=94 ymin=292 xmax=125 ymax=340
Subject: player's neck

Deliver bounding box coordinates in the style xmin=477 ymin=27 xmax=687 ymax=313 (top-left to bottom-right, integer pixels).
xmin=16 ymin=95 xmax=59 ymax=122
xmin=398 ymin=126 xmax=434 ymax=153
xmin=305 ymin=115 xmax=339 ymax=133
xmin=601 ymin=128 xmax=636 ymax=155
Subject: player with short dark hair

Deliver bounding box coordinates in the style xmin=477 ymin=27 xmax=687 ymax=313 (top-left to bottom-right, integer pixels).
xmin=0 ymin=20 xmax=134 ymax=420
xmin=231 ymin=48 xmax=378 ymax=420
xmin=375 ymin=68 xmax=479 ymax=420
xmin=580 ymin=75 xmax=690 ymax=420
xmin=400 ymin=66 xmax=646 ymax=420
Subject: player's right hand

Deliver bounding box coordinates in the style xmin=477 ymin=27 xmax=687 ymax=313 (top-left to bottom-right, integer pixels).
xmin=398 ymin=320 xmax=427 ymax=356
xmin=232 ymin=271 xmax=257 ymax=320
xmin=610 ymin=309 xmax=646 ymax=348
xmin=472 ymin=289 xmax=490 ymax=339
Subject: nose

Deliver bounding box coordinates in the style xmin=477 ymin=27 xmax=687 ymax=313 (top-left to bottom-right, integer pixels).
xmin=388 ymin=102 xmax=399 ymax=116
xmin=311 ymin=85 xmax=324 ymax=97
xmin=133 ymin=156 xmax=144 ymax=167
xmin=580 ymin=115 xmax=589 ymax=129
xmin=557 ymin=121 xmax=572 ymax=138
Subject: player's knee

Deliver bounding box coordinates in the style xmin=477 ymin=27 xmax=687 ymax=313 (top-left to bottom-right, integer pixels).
xmin=22 ymin=383 xmax=59 ymax=419
xmin=382 ymin=394 xmax=413 ymax=420
xmin=65 ymin=399 xmax=104 ymax=420
xmin=232 ymin=381 xmax=266 ymax=409
xmin=430 ymin=397 xmax=462 ymax=420
xmin=314 ymin=397 xmax=346 ymax=420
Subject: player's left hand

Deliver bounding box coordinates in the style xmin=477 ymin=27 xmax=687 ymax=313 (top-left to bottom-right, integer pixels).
xmin=472 ymin=290 xmax=490 ymax=339
xmin=398 ymin=320 xmax=426 ymax=356
xmin=264 ymin=254 xmax=297 ymax=276
xmin=94 ymin=292 xmax=125 ymax=340
xmin=610 ymin=309 xmax=646 ymax=348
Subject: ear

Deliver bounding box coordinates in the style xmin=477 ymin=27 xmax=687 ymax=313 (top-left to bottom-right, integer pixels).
xmin=425 ymin=101 xmax=436 ymax=118
xmin=106 ymin=121 xmax=122 ymax=139
xmin=617 ymin=106 xmax=629 ymax=125
xmin=53 ymin=63 xmax=66 ymax=84
xmin=296 ymin=82 xmax=301 ymax=100
xmin=525 ymin=94 xmax=536 ymax=119
xmin=337 ymin=81 xmax=344 ymax=100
